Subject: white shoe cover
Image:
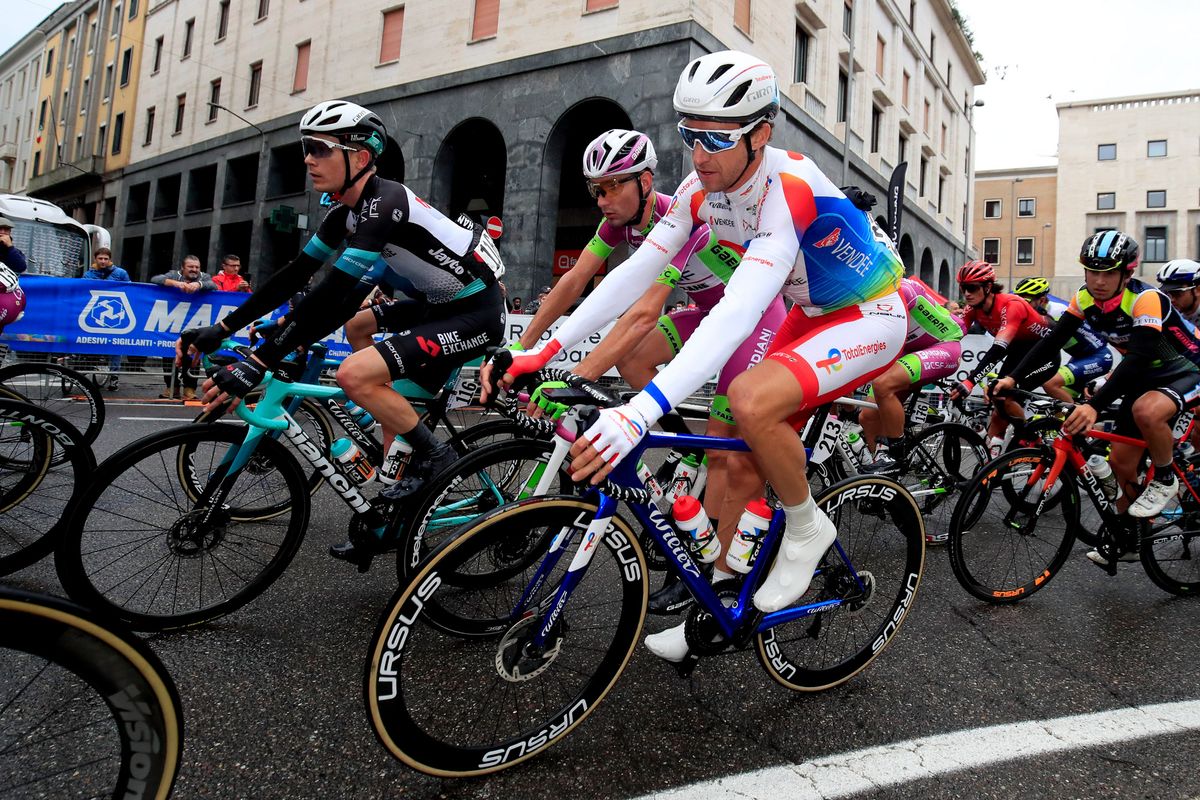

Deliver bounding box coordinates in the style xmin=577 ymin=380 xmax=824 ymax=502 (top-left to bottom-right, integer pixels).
xmin=644 ymin=622 xmax=689 ymax=663
xmin=753 ymin=509 xmax=837 ymax=613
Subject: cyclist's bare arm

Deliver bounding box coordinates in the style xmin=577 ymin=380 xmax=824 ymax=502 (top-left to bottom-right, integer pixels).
xmin=574 ymin=282 xmax=671 ymax=381
xmin=518 ymin=249 xmax=606 ymax=348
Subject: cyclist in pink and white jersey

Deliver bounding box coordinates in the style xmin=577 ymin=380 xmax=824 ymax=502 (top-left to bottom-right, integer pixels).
xmin=859 ymin=277 xmax=966 ymax=474
xmin=486 ymin=50 xmax=906 ymax=661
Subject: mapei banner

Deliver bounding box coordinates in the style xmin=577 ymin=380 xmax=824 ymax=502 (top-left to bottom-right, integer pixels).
xmin=0 ymin=275 xmax=354 ymax=359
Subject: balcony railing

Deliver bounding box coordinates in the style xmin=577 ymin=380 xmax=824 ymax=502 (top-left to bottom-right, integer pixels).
xmin=26 ymin=155 xmax=105 ymax=193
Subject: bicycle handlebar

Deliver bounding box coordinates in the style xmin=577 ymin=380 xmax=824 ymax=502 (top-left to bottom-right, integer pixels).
xmin=232 ymin=383 xmax=290 ymax=431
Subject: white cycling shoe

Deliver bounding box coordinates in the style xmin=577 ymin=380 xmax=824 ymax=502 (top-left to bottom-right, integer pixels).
xmin=753 ymin=509 xmax=837 ymax=613
xmin=1127 ymin=474 xmax=1178 ymax=518
xmin=644 ymin=622 xmax=689 ymax=663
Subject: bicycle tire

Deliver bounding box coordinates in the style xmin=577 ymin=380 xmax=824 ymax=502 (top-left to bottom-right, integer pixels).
xmin=365 ymin=496 xmax=648 ymax=777
xmin=901 ymin=422 xmax=987 ymax=545
xmin=755 ymin=475 xmax=925 ymax=691
xmin=0 ymin=362 xmax=105 ymax=452
xmin=0 ymin=587 xmax=183 ymax=799
xmin=947 ymin=447 xmax=1079 ymax=603
xmin=395 ymin=436 xmax=574 ymax=582
xmin=188 ymin=394 xmax=334 ymax=517
xmin=57 ymin=423 xmax=310 ymax=631
xmin=1139 ymin=512 xmax=1200 ymax=596
xmin=0 ymin=399 xmax=93 ymax=576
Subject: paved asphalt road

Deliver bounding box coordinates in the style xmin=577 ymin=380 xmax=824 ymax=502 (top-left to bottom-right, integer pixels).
xmin=8 ymin=400 xmax=1200 ymax=799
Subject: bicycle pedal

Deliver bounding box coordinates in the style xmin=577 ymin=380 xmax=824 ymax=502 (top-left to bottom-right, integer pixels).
xmin=670 ymin=652 xmax=701 ymax=679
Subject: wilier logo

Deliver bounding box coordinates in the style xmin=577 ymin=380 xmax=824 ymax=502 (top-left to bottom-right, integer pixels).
xmin=79 ymin=290 xmax=136 ymax=334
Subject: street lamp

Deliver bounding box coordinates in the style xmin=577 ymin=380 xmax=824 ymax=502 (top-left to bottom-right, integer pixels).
xmin=206 ymin=102 xmax=266 ymax=137
xmin=1007 ymin=176 xmax=1023 ymax=286
xmin=1040 ymin=221 xmax=1052 ymax=279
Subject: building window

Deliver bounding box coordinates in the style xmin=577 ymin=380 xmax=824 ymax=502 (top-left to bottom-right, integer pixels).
xmin=256 ymin=0 xmax=270 ymax=21
xmin=293 ymin=41 xmax=311 ymax=93
xmin=923 ymin=99 xmax=930 ymax=133
xmin=45 ymin=49 xmax=53 ymax=76
xmin=983 ymin=199 xmax=1001 ymax=219
xmin=734 ymin=0 xmax=750 ymax=35
xmin=836 ymin=70 xmax=848 ymax=123
xmin=60 ymin=91 xmax=68 ymax=121
xmin=103 ymin=64 xmax=113 ymax=100
xmin=946 ymin=60 xmax=952 ymax=89
xmin=471 ymin=0 xmax=499 ymax=41
xmin=1096 ymin=192 xmax=1115 ymax=210
xmin=1017 ymin=198 xmax=1036 ymax=217
xmin=585 ymin=0 xmax=618 ymax=9
xmin=129 ymin=0 xmax=138 ymax=18
xmin=67 ymin=36 xmax=76 ymax=67
xmin=1144 ymin=226 xmax=1167 ymax=262
xmin=793 ymin=25 xmax=810 ymax=84
xmin=144 ymin=106 xmax=155 ymax=145
xmin=153 ymin=37 xmax=163 ymax=72
xmin=902 ymin=71 xmax=910 ymax=107
xmin=919 ymin=156 xmax=928 ymax=196
xmin=1148 ymin=139 xmax=1167 ymax=158
xmin=908 ymin=0 xmax=916 ymax=26
xmin=875 ymin=35 xmax=885 ymax=77
xmin=247 ymin=62 xmax=262 ymax=107
xmin=88 ymin=20 xmax=98 ymax=53
xmin=937 ymin=176 xmax=945 ymax=213
xmin=842 ymin=1 xmax=852 ymax=37
xmin=1016 ymin=238 xmax=1034 ymax=265
xmin=75 ymin=133 xmax=83 ymax=160
xmin=983 ymin=238 xmax=1000 ymax=265
xmin=120 ymin=47 xmax=133 ymax=86
xmin=174 ymin=94 xmax=186 ymax=134
xmin=217 ymin=0 xmax=230 ymax=40
xmin=33 ymin=151 xmax=40 ymax=177
xmin=870 ymin=106 xmax=882 ymax=153
xmin=111 ymin=3 xmax=122 ymax=33
xmin=940 ymin=122 xmax=947 ymax=153
xmin=97 ymin=122 xmax=107 ymax=155
xmin=1097 ymin=143 xmax=1116 ymax=161
xmin=80 ymin=78 xmax=89 ymax=115
xmin=208 ymin=80 xmax=220 ymax=121
xmin=182 ymin=18 xmax=195 ymax=58
xmin=1147 ymin=190 xmax=1167 ymax=208
xmin=38 ymin=99 xmax=46 ymax=128
xmin=111 ymin=112 xmax=123 ymax=155
xmin=929 ymin=31 xmax=935 ymax=60
xmin=898 ymin=133 xmax=907 ymax=165
xmin=380 ymin=8 xmax=404 ymax=63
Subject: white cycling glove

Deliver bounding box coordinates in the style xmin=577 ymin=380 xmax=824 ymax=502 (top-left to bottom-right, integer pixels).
xmin=582 ymin=394 xmax=661 ymax=469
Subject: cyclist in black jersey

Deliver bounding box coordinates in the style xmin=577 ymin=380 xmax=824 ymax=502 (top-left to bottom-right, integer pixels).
xmin=178 ymin=100 xmax=505 ymax=557
xmin=997 ymin=232 xmax=1200 ymax=556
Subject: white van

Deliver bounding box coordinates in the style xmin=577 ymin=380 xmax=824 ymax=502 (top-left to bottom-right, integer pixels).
xmin=0 ymin=194 xmax=110 ymax=278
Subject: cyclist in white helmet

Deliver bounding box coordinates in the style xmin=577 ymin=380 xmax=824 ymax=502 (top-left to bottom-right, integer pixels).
xmin=1158 ymin=259 xmax=1200 ymax=324
xmin=178 ymin=99 xmax=506 ymax=561
xmin=485 ymin=50 xmax=906 ymax=662
xmin=497 ymin=127 xmax=787 ymax=614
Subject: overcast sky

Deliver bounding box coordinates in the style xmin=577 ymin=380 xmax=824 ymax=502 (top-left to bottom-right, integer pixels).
xmin=4 ymin=0 xmax=1198 ymax=172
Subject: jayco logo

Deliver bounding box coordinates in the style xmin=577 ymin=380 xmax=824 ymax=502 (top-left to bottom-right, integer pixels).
xmin=79 ymin=291 xmax=136 ymax=334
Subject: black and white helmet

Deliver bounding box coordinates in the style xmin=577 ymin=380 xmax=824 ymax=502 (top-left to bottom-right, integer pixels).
xmin=299 ymin=100 xmax=387 ymax=157
xmin=1157 ymin=258 xmax=1200 ymax=290
xmin=673 ymin=50 xmax=779 ymax=124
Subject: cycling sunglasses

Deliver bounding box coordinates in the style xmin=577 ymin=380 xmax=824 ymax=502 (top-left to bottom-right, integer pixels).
xmin=301 ymin=135 xmax=360 ymax=159
xmin=676 ymin=119 xmax=759 ymax=154
xmin=960 ymin=283 xmax=986 ymax=293
xmin=586 ymin=174 xmax=639 ymax=199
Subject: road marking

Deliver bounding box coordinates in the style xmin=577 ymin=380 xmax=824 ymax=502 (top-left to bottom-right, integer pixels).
xmin=639 ymin=699 xmax=1200 ymax=799
xmin=118 ymin=416 xmax=205 ymax=423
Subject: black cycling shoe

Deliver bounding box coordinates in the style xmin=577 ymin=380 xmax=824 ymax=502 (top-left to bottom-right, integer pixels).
xmin=860 ymin=451 xmax=901 ymax=477
xmin=647 ymin=569 xmax=701 ymax=615
xmin=329 ymin=536 xmax=391 ymax=572
xmin=380 ymin=443 xmax=458 ymax=502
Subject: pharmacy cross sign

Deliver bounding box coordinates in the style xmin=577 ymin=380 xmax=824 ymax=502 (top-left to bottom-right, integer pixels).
xmin=270 ymin=205 xmax=298 ymax=233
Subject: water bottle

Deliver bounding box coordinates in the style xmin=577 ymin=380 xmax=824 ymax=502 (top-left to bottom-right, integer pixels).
xmin=1176 ymin=441 xmax=1196 ymax=461
xmin=846 ymin=430 xmax=868 ymax=466
xmin=354 ymin=412 xmax=378 ymax=435
xmin=345 ymin=400 xmax=366 ymax=420
xmin=635 ymin=459 xmax=664 ymax=500
xmin=726 ymin=498 xmax=773 ymax=574
xmin=1086 ymin=454 xmax=1118 ymax=501
xmin=672 ymin=495 xmax=720 ymax=564
xmin=692 ymin=455 xmax=709 ymax=498
xmin=331 ymin=437 xmax=375 ymax=484
xmin=666 ymin=453 xmax=702 ymax=505
xmin=378 ymin=436 xmax=414 ymax=485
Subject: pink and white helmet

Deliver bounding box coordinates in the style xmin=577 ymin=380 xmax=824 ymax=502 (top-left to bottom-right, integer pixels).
xmin=582 ymin=129 xmax=657 ymax=180
xmin=0 ymin=282 xmax=26 ymax=328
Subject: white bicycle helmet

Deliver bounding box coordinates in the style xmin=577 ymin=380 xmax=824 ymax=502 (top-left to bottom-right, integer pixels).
xmin=1157 ymin=258 xmax=1200 ymax=290
xmin=0 ymin=264 xmax=19 ymax=293
xmin=673 ymin=50 xmax=779 ymax=123
xmin=299 ymin=100 xmax=387 ymax=157
xmin=582 ymin=130 xmax=657 ymax=179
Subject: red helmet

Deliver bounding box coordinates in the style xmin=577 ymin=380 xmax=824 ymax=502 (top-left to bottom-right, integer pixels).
xmin=957 ymin=260 xmax=995 ymax=285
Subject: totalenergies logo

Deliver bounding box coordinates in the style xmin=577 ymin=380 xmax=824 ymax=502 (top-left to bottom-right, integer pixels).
xmin=614 ymin=411 xmax=644 ymax=439
xmin=813 ymin=228 xmax=842 ymax=248
xmin=815 ymin=348 xmax=843 ymax=373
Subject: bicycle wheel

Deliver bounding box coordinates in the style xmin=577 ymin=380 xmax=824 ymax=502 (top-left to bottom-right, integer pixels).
xmin=0 ymin=400 xmax=93 ymax=576
xmin=57 ymin=423 xmax=310 ymax=631
xmin=366 ymin=496 xmax=648 ymax=776
xmin=1140 ymin=511 xmax=1200 ymax=596
xmin=395 ymin=437 xmax=574 ymax=581
xmin=190 ymin=394 xmax=334 ymax=515
xmin=0 ymin=587 xmax=183 ymax=799
xmin=901 ymin=422 xmax=987 ymax=545
xmin=948 ymin=448 xmax=1079 ymax=603
xmin=0 ymin=362 xmax=105 ymax=452
xmin=755 ymin=475 xmax=925 ymax=691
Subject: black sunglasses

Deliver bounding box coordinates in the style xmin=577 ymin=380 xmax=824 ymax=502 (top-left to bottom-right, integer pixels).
xmin=586 ymin=174 xmax=639 ymax=199
xmin=960 ymin=283 xmax=986 ymax=293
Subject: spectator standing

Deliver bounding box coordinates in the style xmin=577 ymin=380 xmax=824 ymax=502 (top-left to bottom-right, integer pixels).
xmin=524 ymin=285 xmax=551 ymax=315
xmin=510 ymin=296 xmax=523 ymax=313
xmin=152 ymin=255 xmax=215 ymax=399
xmin=212 ymin=254 xmax=251 ymax=293
xmin=82 ymin=247 xmax=131 ymax=390
xmin=0 ymin=216 xmax=28 ymax=275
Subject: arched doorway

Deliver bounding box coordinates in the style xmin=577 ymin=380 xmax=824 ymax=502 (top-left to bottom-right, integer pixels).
xmin=938 ymin=259 xmax=951 ymax=296
xmin=431 ymin=118 xmax=505 ymax=223
xmin=899 ymin=234 xmax=915 ymax=276
xmin=919 ymin=248 xmax=934 ymax=286
xmin=374 ymin=135 xmax=405 ymax=183
xmin=534 ymin=98 xmax=632 ymax=297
